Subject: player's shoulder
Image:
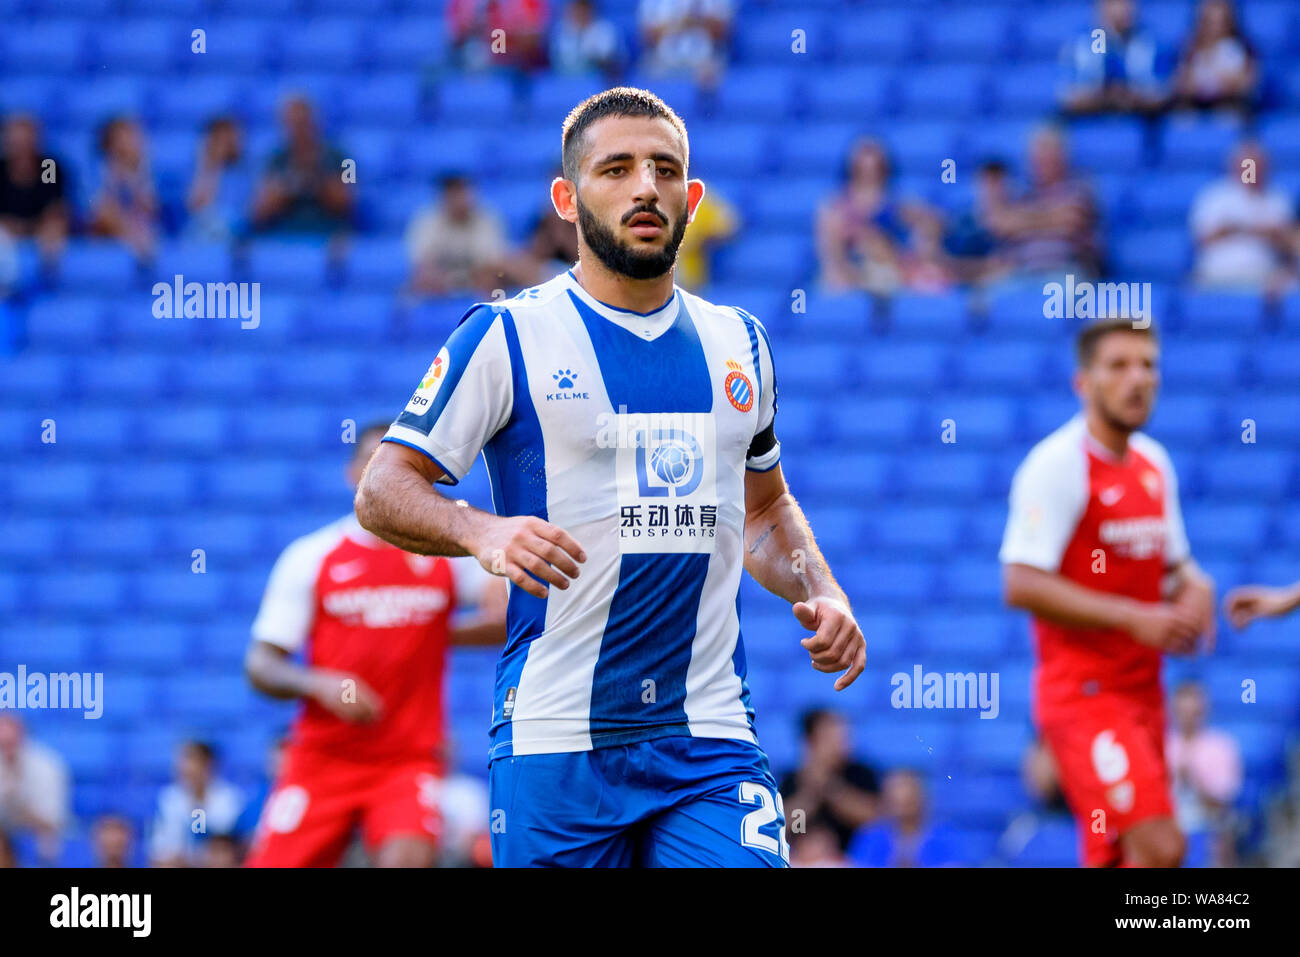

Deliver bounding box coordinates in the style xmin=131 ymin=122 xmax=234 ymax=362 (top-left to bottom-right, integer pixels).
xmin=275 ymin=514 xmax=353 ymax=568
xmin=474 ymin=271 xmax=576 ymax=323
xmin=1017 ymin=415 xmax=1088 ymax=476
xmin=1129 ymin=429 xmax=1177 ymax=475
xmin=679 ymin=286 xmax=772 ymax=348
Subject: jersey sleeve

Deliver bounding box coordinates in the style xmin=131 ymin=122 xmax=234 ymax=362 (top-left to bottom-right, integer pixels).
xmin=738 ymin=308 xmax=780 ymax=472
xmin=250 ymin=531 xmax=332 ymax=653
xmin=999 ymin=439 xmax=1088 ymax=572
xmin=383 ymin=304 xmax=514 ymax=485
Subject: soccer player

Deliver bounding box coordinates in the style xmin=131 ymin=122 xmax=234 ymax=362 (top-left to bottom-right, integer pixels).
xmin=354 ymin=87 xmax=866 ymax=867
xmin=243 ymin=423 xmax=507 ymax=868
xmin=1000 ymin=319 xmax=1217 ymax=868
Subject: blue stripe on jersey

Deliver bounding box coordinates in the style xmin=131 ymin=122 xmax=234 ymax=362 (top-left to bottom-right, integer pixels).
xmin=588 ymin=552 xmax=711 ymax=746
xmin=737 ymin=306 xmax=778 ymax=416
xmin=567 ymin=290 xmax=712 ymax=413
xmin=485 ymin=307 xmax=549 ymax=756
xmin=732 ymin=593 xmax=756 ymax=731
xmin=394 ymin=303 xmax=498 ymax=436
xmin=737 ymin=309 xmax=763 ymax=397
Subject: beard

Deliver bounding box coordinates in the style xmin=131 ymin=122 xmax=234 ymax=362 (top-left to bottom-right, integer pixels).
xmin=577 ymin=197 xmax=689 ymax=280
xmin=1097 ymin=393 xmax=1151 ymax=434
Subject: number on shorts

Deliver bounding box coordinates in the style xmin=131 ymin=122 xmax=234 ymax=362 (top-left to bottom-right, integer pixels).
xmin=739 ymin=782 xmax=790 ymax=864
xmin=1091 ymin=729 xmax=1130 ymax=785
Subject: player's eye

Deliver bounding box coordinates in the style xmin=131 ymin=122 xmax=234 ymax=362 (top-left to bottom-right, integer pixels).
xmin=657 ymin=167 xmax=676 ymax=177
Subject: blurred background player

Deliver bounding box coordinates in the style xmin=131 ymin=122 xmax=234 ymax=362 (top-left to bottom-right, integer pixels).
xmin=1001 ymin=319 xmax=1217 ymax=867
xmin=243 ymin=423 xmax=507 ymax=868
xmin=355 ymin=88 xmax=866 ymax=868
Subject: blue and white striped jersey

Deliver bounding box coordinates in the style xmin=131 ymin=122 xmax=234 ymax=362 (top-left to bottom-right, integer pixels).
xmin=383 ymin=269 xmax=780 ymax=758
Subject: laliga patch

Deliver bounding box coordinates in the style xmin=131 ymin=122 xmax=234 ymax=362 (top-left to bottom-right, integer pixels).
xmin=405 ymin=347 xmax=450 ymax=415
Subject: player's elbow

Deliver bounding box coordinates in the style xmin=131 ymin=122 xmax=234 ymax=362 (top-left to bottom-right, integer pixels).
xmin=353 ymin=466 xmax=385 ymax=536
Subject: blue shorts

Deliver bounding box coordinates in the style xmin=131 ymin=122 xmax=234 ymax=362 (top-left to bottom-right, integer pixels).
xmin=488 ymin=736 xmax=789 ymax=868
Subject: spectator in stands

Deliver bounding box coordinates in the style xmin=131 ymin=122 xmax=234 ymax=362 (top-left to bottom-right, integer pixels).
xmin=251 ymin=96 xmax=353 ymax=236
xmin=674 ymin=185 xmax=736 ymax=289
xmin=406 ymin=172 xmax=509 ymax=295
xmin=638 ymin=0 xmax=733 ymax=85
xmin=551 ymin=0 xmax=624 ymax=76
xmin=779 ymin=708 xmax=879 ymax=854
xmin=945 ymin=159 xmax=1014 ymax=284
xmin=149 ymin=740 xmax=244 ymax=867
xmin=449 ymin=0 xmax=551 ymax=71
xmin=88 ymin=116 xmax=159 ymax=260
xmin=0 ymin=114 xmax=70 ymax=261
xmin=91 ymin=814 xmax=135 ymax=868
xmin=1167 ymin=681 xmax=1243 ymax=867
xmin=202 ymin=833 xmax=243 ymax=868
xmin=790 ymin=824 xmax=848 ymax=868
xmin=1190 ymin=140 xmax=1295 ymax=291
xmin=1060 ymin=0 xmax=1166 ymax=115
xmin=0 ymin=715 xmax=69 ymax=865
xmin=186 ymin=116 xmax=252 ymax=242
xmin=998 ymin=735 xmax=1072 ymax=861
xmin=499 ymin=172 xmax=581 ymax=288
xmin=986 ymin=126 xmax=1100 ymax=280
xmin=0 ymin=829 xmax=14 ymax=868
xmin=846 ymin=769 xmax=961 ymax=867
xmin=816 ymin=138 xmax=946 ymax=295
xmin=1170 ymin=0 xmax=1257 ymax=114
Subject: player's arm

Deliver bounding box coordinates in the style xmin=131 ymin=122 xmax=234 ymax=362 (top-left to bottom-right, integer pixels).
xmin=355 ymin=443 xmax=586 ymax=601
xmin=744 ymin=464 xmax=865 ymax=691
xmin=354 ymin=305 xmax=586 ymax=600
xmin=243 ymin=536 xmax=383 ymax=722
xmin=449 ymin=574 xmax=509 ymax=646
xmin=1224 ymin=579 xmax=1300 ymax=629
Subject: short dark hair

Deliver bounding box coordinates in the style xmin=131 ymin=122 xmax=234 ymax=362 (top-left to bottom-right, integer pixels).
xmin=799 ymin=707 xmax=836 ymax=740
xmin=181 ymin=739 xmax=216 ymax=764
xmin=1075 ymin=319 xmax=1156 ymax=368
xmin=561 ymin=87 xmax=689 ymax=182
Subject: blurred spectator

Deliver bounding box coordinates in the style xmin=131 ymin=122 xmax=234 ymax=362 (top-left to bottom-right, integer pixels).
xmin=551 ymin=0 xmax=624 ymax=76
xmin=1190 ymin=140 xmax=1295 ymax=291
xmin=0 ymin=114 xmax=70 ymax=260
xmin=232 ymin=736 xmax=285 ymax=845
xmin=1170 ymin=0 xmax=1257 ymax=114
xmin=986 ymin=126 xmax=1100 ymax=279
xmin=846 ymin=769 xmax=961 ymax=867
xmin=816 ymin=138 xmax=947 ymax=295
xmin=449 ymin=0 xmax=551 ymax=71
xmin=1061 ymin=0 xmax=1165 ymax=115
xmin=779 ymin=708 xmax=879 ymax=853
xmin=1167 ymin=681 xmax=1243 ymax=867
xmin=88 ymin=116 xmax=159 ymax=260
xmin=0 ymin=829 xmax=14 ymax=868
xmin=944 ymin=159 xmax=1014 ymax=283
xmin=406 ymin=172 xmax=509 ymax=295
xmin=186 ymin=116 xmax=252 ymax=242
xmin=251 ymin=96 xmax=353 ymax=236
xmin=674 ymin=186 xmax=736 ymax=289
xmin=638 ymin=0 xmax=733 ymax=85
xmin=501 ymin=177 xmax=580 ymax=287
xmin=999 ymin=736 xmax=1072 ymax=861
xmin=790 ymin=825 xmax=848 ymax=868
xmin=91 ymin=814 xmax=135 ymax=868
xmin=0 ymin=715 xmax=69 ymax=865
xmin=202 ymin=833 xmax=243 ymax=868
xmin=149 ymin=740 xmax=244 ymax=867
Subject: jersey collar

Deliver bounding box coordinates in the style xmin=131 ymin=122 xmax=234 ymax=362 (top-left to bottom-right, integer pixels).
xmin=564 ymin=269 xmax=681 ymax=341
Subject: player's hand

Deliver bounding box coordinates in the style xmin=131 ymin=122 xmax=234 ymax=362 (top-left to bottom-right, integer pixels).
xmin=473 ymin=515 xmax=587 ymax=600
xmin=1224 ymin=585 xmax=1300 ymax=630
xmin=308 ymin=669 xmax=384 ymax=723
xmin=793 ymin=596 xmax=865 ymax=691
xmin=1171 ymin=578 xmax=1217 ymax=652
xmin=1125 ymin=602 xmax=1202 ymax=656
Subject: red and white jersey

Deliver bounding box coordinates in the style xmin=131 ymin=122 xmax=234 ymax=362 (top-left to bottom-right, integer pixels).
xmin=999 ymin=415 xmax=1191 ymax=719
xmin=251 ymin=514 xmax=493 ymax=763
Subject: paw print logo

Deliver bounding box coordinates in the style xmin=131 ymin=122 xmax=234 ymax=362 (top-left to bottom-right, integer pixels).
xmin=553 ymin=368 xmax=578 ymax=389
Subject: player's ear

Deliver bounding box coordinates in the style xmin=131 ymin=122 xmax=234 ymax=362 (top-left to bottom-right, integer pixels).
xmin=686 ymin=178 xmax=705 ymax=225
xmin=551 ymin=176 xmax=578 ymax=223
xmin=1071 ymin=367 xmax=1088 ymax=402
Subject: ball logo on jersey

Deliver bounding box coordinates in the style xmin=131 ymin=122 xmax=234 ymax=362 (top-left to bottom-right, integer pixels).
xmin=723 ymin=359 xmax=754 ymax=413
xmin=405 ymin=347 xmax=450 ymax=416
xmin=614 ymin=414 xmax=719 ymax=554
xmin=641 ymin=430 xmax=704 ymax=496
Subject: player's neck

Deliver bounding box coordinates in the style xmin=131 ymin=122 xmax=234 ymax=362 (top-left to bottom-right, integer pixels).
xmin=571 ymin=260 xmax=675 ymax=315
xmin=1083 ymin=408 xmax=1131 ymax=460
